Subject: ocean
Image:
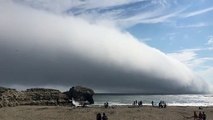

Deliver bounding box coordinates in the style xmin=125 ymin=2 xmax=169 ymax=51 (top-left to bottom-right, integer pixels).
xmin=93 ymin=94 xmax=213 ymax=106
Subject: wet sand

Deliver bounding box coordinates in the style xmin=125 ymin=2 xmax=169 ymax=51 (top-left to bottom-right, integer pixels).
xmin=0 ymin=105 xmax=212 ymax=120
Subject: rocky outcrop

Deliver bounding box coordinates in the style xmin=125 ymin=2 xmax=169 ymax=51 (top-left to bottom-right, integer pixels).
xmin=64 ymin=86 xmax=95 ymax=104
xmin=0 ymin=87 xmax=22 ymax=107
xmin=21 ymin=88 xmax=70 ymax=106
xmin=0 ymin=86 xmax=94 ymax=108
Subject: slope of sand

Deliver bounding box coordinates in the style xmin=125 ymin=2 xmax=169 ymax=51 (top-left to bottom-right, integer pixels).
xmin=0 ymin=105 xmax=212 ymax=120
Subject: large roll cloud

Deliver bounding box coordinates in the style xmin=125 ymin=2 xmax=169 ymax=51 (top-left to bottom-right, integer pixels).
xmin=0 ymin=1 xmax=209 ymax=93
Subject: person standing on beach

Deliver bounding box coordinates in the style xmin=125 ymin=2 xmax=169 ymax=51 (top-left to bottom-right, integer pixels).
xmin=199 ymin=112 xmax=202 ymax=120
xmin=138 ymin=101 xmax=142 ymax=107
xmin=151 ymin=101 xmax=154 ymax=107
xmin=102 ymin=113 xmax=108 ymax=120
xmin=203 ymin=112 xmax=206 ymax=120
xmin=193 ymin=111 xmax=198 ymax=120
xmin=96 ymin=113 xmax=101 ymax=120
xmin=104 ymin=102 xmax=109 ymax=108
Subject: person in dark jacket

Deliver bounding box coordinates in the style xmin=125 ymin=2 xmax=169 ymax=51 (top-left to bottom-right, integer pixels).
xmin=203 ymin=112 xmax=206 ymax=120
xmin=199 ymin=112 xmax=202 ymax=120
xmin=96 ymin=113 xmax=101 ymax=120
xmin=102 ymin=113 xmax=108 ymax=120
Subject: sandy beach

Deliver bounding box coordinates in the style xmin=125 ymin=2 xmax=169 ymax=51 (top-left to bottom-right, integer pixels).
xmin=0 ymin=105 xmax=212 ymax=120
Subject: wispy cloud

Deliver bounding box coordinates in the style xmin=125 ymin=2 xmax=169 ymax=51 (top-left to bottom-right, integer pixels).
xmin=118 ymin=8 xmax=184 ymax=25
xmin=167 ymin=47 xmax=213 ymax=89
xmin=197 ymin=67 xmax=213 ymax=91
xmin=167 ymin=49 xmax=199 ymax=69
xmin=176 ymin=23 xmax=208 ymax=28
xmin=183 ymin=7 xmax=213 ymax=18
xmin=13 ymin=0 xmax=213 ymax=29
xmin=207 ymin=36 xmax=213 ymax=46
xmin=14 ymin=0 xmax=145 ymax=13
xmin=141 ymin=38 xmax=152 ymax=42
xmin=14 ymin=0 xmax=186 ymax=27
xmin=167 ymin=48 xmax=213 ymax=69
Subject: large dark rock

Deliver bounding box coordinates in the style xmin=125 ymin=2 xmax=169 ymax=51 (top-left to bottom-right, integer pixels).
xmin=0 ymin=86 xmax=95 ymax=107
xmin=0 ymin=87 xmax=70 ymax=107
xmin=64 ymin=86 xmax=95 ymax=104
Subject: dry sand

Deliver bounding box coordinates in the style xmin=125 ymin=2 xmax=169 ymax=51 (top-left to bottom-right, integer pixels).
xmin=0 ymin=105 xmax=212 ymax=120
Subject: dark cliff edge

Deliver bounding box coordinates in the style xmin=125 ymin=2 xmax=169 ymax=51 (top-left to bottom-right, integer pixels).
xmin=0 ymin=86 xmax=94 ymax=108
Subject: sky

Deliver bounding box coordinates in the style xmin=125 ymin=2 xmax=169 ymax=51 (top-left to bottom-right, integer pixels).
xmin=0 ymin=0 xmax=212 ymax=93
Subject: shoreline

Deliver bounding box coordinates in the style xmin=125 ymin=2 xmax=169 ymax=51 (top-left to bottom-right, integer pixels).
xmin=0 ymin=105 xmax=212 ymax=120
xmin=92 ymin=104 xmax=213 ymax=107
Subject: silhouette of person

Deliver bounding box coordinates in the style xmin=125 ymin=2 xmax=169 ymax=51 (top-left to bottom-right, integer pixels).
xmin=151 ymin=101 xmax=154 ymax=107
xmin=133 ymin=100 xmax=136 ymax=106
xmin=102 ymin=113 xmax=108 ymax=120
xmin=203 ymin=112 xmax=206 ymax=120
xmin=138 ymin=101 xmax=143 ymax=107
xmin=104 ymin=102 xmax=109 ymax=108
xmin=96 ymin=113 xmax=101 ymax=120
xmin=199 ymin=111 xmax=202 ymax=120
xmin=164 ymin=103 xmax=167 ymax=108
xmin=194 ymin=111 xmax=198 ymax=120
xmin=159 ymin=102 xmax=161 ymax=108
xmin=56 ymin=98 xmax=59 ymax=105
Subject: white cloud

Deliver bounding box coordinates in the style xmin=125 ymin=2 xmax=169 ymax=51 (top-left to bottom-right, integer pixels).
xmin=199 ymin=67 xmax=213 ymax=80
xmin=13 ymin=0 xmax=83 ymax=13
xmin=176 ymin=23 xmax=208 ymax=28
xmin=167 ymin=50 xmax=196 ymax=63
xmin=167 ymin=49 xmax=200 ymax=69
xmin=183 ymin=7 xmax=213 ymax=18
xmin=207 ymin=36 xmax=213 ymax=46
xmin=167 ymin=48 xmax=213 ymax=69
xmin=140 ymin=38 xmax=152 ymax=42
xmin=198 ymin=67 xmax=213 ymax=91
xmin=14 ymin=0 xmax=185 ymax=28
xmin=168 ymin=48 xmax=213 ymax=90
xmin=0 ymin=1 xmax=210 ymax=93
xmin=74 ymin=0 xmax=137 ymax=9
xmin=117 ymin=8 xmax=184 ymax=25
xmin=13 ymin=0 xmax=142 ymax=13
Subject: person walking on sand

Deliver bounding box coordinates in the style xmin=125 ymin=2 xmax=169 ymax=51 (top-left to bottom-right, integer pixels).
xmin=102 ymin=113 xmax=108 ymax=120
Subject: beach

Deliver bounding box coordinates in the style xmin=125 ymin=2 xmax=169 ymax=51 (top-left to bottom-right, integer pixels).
xmin=0 ymin=105 xmax=212 ymax=120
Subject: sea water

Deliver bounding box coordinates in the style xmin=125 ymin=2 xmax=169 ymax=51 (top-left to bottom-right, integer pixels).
xmin=93 ymin=94 xmax=213 ymax=106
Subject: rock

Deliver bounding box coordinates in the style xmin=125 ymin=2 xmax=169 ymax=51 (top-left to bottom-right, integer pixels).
xmin=0 ymin=86 xmax=95 ymax=107
xmin=23 ymin=88 xmax=70 ymax=106
xmin=64 ymin=86 xmax=95 ymax=104
xmin=0 ymin=87 xmax=21 ymax=107
xmin=0 ymin=87 xmax=16 ymax=93
xmin=0 ymin=87 xmax=71 ymax=107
